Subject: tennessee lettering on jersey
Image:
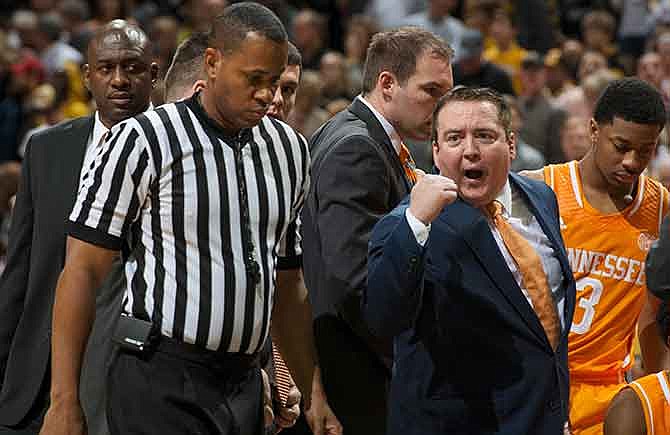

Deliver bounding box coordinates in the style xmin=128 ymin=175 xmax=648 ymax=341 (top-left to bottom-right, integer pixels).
xmin=628 ymin=371 xmax=670 ymax=435
xmin=566 ymin=249 xmax=646 ymax=287
xmin=543 ymin=161 xmax=669 ymax=382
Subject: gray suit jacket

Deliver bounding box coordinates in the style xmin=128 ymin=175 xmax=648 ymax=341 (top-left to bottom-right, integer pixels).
xmin=301 ymin=98 xmax=413 ymax=433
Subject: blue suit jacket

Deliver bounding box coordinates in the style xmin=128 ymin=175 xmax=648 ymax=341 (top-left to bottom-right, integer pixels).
xmin=364 ymin=173 xmax=576 ymax=435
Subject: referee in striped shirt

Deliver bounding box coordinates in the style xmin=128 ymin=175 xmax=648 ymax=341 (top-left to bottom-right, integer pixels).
xmin=40 ymin=4 xmax=341 ymax=435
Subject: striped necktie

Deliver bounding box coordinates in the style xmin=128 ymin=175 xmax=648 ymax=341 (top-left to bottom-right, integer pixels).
xmin=399 ymin=143 xmax=417 ymax=185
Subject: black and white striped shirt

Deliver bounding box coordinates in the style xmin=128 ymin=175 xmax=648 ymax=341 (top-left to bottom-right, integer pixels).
xmin=68 ymin=95 xmax=310 ymax=354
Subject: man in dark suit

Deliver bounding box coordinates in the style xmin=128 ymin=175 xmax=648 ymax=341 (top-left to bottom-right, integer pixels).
xmin=0 ymin=20 xmax=157 ymax=435
xmin=301 ymin=27 xmax=454 ymax=434
xmin=364 ymin=87 xmax=576 ymax=435
xmin=647 ymin=215 xmax=670 ymax=301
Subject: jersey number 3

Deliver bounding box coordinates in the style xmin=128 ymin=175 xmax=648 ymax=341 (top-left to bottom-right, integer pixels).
xmin=571 ymin=277 xmax=604 ymax=334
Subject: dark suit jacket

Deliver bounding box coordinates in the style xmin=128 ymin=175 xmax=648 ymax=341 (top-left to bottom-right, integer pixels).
xmin=364 ymin=173 xmax=576 ymax=435
xmin=0 ymin=116 xmax=123 ymax=435
xmin=646 ymin=215 xmax=670 ymax=300
xmin=301 ymin=98 xmax=412 ymax=434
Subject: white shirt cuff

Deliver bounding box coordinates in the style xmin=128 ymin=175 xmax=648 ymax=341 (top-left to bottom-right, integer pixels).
xmin=405 ymin=209 xmax=431 ymax=246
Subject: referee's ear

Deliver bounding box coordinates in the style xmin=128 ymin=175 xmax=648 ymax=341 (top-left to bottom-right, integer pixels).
xmin=204 ymin=47 xmax=221 ymax=82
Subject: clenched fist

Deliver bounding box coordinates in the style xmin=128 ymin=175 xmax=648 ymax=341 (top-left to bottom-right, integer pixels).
xmin=409 ymin=169 xmax=458 ymax=225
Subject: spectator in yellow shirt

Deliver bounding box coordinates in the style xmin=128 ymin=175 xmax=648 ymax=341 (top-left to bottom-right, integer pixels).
xmin=484 ymin=7 xmax=527 ymax=94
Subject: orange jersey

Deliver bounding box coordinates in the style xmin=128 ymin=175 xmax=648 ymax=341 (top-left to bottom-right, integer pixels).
xmin=628 ymin=371 xmax=670 ymax=435
xmin=543 ymin=161 xmax=669 ymax=383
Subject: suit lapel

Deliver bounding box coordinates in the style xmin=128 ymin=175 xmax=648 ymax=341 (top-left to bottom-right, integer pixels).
xmin=511 ymin=173 xmax=574 ymax=330
xmin=37 ymin=116 xmax=93 ymax=269
xmin=510 ymin=174 xmax=563 ymax=254
xmin=348 ymin=98 xmax=412 ymax=193
xmin=57 ymin=116 xmax=94 ymax=208
xmin=443 ymin=200 xmax=550 ymax=348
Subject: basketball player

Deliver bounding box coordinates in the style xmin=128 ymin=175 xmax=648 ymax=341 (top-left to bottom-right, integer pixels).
xmin=603 ymin=300 xmax=670 ymax=435
xmin=523 ymin=78 xmax=670 ymax=435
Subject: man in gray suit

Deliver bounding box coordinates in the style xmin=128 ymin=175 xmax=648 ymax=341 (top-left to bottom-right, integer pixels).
xmin=0 ymin=20 xmax=157 ymax=435
xmin=301 ymin=27 xmax=453 ymax=435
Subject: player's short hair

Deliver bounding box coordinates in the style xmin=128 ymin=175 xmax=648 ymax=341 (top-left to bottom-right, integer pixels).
xmin=593 ymin=78 xmax=667 ymax=130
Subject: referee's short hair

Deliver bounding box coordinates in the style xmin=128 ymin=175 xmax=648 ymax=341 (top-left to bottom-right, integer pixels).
xmin=362 ymin=26 xmax=453 ymax=95
xmin=593 ymin=77 xmax=667 ymax=131
xmin=163 ymin=32 xmax=208 ymax=102
xmin=209 ymin=2 xmax=287 ymax=53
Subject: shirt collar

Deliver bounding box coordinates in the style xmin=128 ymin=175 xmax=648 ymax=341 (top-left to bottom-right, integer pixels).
xmin=494 ymin=178 xmax=512 ymax=216
xmin=357 ymin=95 xmax=402 ymax=155
xmin=91 ymin=111 xmax=108 ymax=147
xmin=93 ymin=103 xmax=154 ymax=144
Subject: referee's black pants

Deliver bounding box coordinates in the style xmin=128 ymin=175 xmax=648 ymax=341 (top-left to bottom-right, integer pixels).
xmin=107 ymin=338 xmax=264 ymax=435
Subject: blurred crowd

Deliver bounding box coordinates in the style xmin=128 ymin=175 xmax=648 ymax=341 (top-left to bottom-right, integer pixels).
xmin=1 ymin=0 xmax=670 ymax=258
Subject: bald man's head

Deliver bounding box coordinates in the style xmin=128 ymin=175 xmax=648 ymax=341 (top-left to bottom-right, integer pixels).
xmin=88 ymin=19 xmax=151 ymax=59
xmin=84 ymin=20 xmax=158 ymax=127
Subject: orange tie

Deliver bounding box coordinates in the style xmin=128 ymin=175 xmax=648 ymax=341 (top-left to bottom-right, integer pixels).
xmin=486 ymin=201 xmax=561 ymax=349
xmin=399 ymin=143 xmax=417 ymax=185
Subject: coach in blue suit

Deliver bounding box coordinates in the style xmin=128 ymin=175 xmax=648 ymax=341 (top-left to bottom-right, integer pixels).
xmin=364 ymin=87 xmax=576 ymax=435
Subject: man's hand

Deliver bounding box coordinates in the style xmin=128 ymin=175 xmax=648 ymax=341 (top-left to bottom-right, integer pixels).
xmin=261 ymin=369 xmax=274 ymax=428
xmin=39 ymin=398 xmax=87 ymax=435
xmin=274 ymin=382 xmax=301 ymax=432
xmin=271 ymin=270 xmax=341 ymax=434
xmin=304 ymin=392 xmax=342 ymax=435
xmin=409 ymin=169 xmax=458 ymax=225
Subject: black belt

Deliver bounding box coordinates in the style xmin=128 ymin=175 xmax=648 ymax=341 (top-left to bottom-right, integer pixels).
xmin=151 ymin=334 xmax=260 ymax=373
xmin=113 ymin=313 xmax=260 ymax=374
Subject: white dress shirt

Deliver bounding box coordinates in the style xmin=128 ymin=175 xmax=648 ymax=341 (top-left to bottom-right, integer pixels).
xmin=84 ymin=112 xmax=109 ymax=170
xmin=357 ymin=95 xmax=402 ymax=155
xmin=77 ymin=111 xmax=109 ymax=188
xmin=358 ymin=95 xmax=435 ymax=243
xmin=407 ymin=180 xmax=566 ymax=330
xmin=80 ymin=106 xmax=153 ymax=186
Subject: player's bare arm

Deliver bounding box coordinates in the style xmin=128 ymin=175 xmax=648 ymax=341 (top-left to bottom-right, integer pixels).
xmin=638 ymin=291 xmax=670 ymax=373
xmin=603 ymin=387 xmax=645 ymax=435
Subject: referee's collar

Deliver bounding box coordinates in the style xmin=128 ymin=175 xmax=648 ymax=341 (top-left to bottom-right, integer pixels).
xmin=185 ymin=91 xmax=254 ymax=146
